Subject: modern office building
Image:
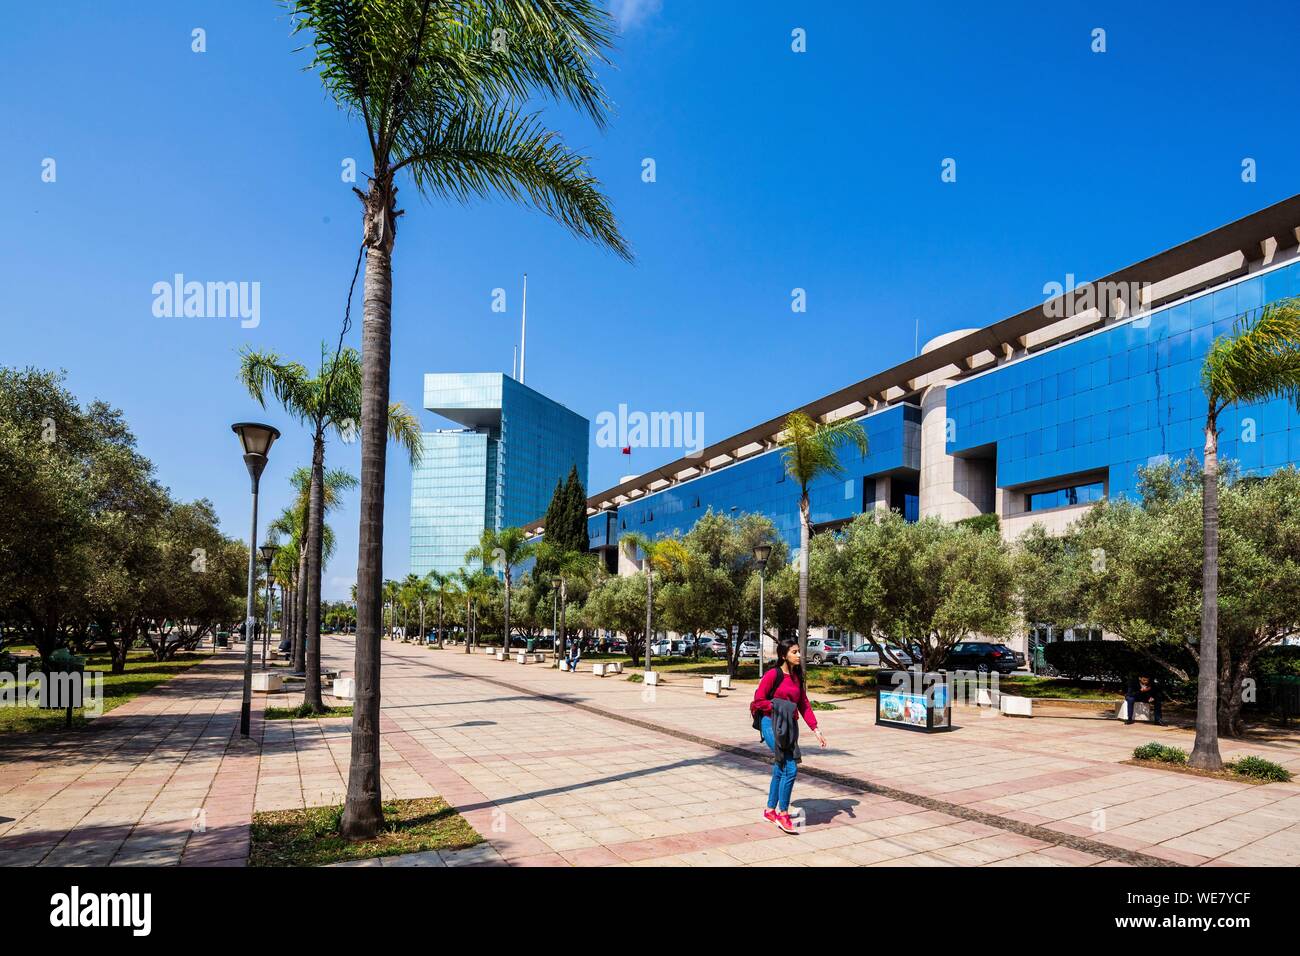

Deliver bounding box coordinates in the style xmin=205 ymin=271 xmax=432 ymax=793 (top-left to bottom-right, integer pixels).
xmin=410 ymin=372 xmax=588 ymax=577
xmin=527 ymin=195 xmax=1300 ymax=596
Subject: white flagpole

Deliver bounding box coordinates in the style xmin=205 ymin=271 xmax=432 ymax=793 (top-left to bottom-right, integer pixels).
xmin=519 ymin=273 xmax=528 ymax=385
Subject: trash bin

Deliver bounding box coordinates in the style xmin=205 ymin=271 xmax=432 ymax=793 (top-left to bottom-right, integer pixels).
xmin=526 ymin=638 xmax=536 ymax=653
xmin=875 ymin=669 xmax=952 ymax=733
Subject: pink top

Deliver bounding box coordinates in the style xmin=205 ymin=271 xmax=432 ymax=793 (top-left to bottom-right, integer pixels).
xmin=750 ymin=668 xmax=818 ymax=730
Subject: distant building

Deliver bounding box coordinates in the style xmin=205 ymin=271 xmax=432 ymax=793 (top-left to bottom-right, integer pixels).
xmin=410 ymin=372 xmax=588 ymax=577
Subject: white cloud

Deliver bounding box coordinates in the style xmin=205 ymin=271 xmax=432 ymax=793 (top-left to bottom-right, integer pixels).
xmin=609 ymin=0 xmax=663 ymax=31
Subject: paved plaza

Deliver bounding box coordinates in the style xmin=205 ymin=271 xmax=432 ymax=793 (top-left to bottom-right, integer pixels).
xmin=2 ymin=637 xmax=1299 ymax=867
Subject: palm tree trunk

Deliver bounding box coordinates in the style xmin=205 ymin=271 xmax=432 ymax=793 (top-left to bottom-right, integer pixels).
xmin=437 ymin=597 xmax=443 ymax=649
xmin=293 ymin=545 xmax=308 ymax=673
xmin=558 ymin=578 xmax=567 ymax=665
xmin=644 ymin=571 xmax=653 ymax=673
xmin=464 ymin=598 xmax=471 ymax=653
xmin=1190 ymin=419 xmax=1224 ymax=769
xmin=503 ymin=572 xmax=512 ymax=653
xmin=340 ymin=182 xmax=394 ymax=840
xmin=798 ymin=491 xmax=811 ymax=692
xmin=304 ymin=434 xmax=327 ymax=712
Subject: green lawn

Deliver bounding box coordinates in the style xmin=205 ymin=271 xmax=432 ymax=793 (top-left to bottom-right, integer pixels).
xmin=0 ymin=649 xmax=210 ymax=736
xmin=250 ymin=797 xmax=481 ymax=867
xmin=588 ymin=654 xmax=1128 ymax=702
xmin=264 ymin=703 xmax=353 ymax=720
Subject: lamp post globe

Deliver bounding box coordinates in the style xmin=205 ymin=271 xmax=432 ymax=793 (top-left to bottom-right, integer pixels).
xmin=232 ymin=422 xmax=279 ymax=738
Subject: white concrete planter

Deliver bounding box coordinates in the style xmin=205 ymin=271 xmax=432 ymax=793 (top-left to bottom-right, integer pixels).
xmin=717 ymin=674 xmax=733 ymax=690
xmin=593 ymin=663 xmax=609 ymax=677
xmin=332 ymin=677 xmax=355 ymax=700
xmin=976 ymin=688 xmax=994 ymax=707
xmin=703 ymin=677 xmax=722 ymax=696
xmin=516 ymin=652 xmax=528 ymax=664
xmin=609 ymin=662 xmax=623 ymax=674
xmin=1116 ymin=700 xmax=1152 ymax=721
xmin=1000 ymin=695 xmax=1033 ymax=717
xmin=494 ymin=651 xmax=506 ymax=661
xmin=560 ymin=660 xmax=571 ymax=672
xmin=252 ymin=673 xmax=283 ymax=693
xmin=532 ymin=652 xmax=545 ymax=663
xmin=643 ymin=671 xmax=660 ymax=686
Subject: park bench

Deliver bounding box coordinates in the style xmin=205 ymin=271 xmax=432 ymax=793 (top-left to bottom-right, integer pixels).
xmin=332 ymin=677 xmax=355 ymax=700
xmin=702 ymin=676 xmax=724 ymax=697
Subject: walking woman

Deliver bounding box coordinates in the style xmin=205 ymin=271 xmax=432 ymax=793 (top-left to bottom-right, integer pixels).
xmin=750 ymin=638 xmax=826 ymax=834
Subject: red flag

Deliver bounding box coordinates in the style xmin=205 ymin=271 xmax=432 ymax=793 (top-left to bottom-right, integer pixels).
xmin=621 ymin=446 xmax=631 ymax=455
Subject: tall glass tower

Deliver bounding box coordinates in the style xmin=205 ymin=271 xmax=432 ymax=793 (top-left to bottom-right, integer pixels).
xmin=410 ymin=372 xmax=588 ymax=577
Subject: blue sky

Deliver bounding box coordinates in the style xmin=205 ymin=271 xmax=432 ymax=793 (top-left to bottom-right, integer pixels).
xmin=4 ymin=1 xmax=1299 ymax=598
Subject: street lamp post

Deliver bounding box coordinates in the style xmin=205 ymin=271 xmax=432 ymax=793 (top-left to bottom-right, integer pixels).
xmin=259 ymin=543 xmax=280 ymax=671
xmin=753 ymin=544 xmax=772 ymax=680
xmin=233 ymin=422 xmax=280 ymax=739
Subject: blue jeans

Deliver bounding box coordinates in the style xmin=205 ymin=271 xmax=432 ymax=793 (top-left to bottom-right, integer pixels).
xmin=760 ymin=716 xmax=797 ymax=811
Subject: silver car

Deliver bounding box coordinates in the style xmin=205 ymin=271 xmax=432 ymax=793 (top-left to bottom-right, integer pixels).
xmin=835 ymin=643 xmax=881 ymax=667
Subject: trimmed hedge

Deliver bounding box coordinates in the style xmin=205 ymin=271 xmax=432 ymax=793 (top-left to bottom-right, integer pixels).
xmin=1044 ymin=640 xmax=1149 ymax=682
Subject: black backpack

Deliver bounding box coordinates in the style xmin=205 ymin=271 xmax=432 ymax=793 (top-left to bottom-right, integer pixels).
xmin=751 ymin=670 xmax=783 ymax=732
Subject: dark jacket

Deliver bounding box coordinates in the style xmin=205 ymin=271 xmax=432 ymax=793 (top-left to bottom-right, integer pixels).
xmin=1127 ymin=677 xmax=1162 ymax=701
xmin=770 ymin=697 xmax=802 ymax=765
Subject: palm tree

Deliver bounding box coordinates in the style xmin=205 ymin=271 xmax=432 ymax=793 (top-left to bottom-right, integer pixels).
xmin=778 ymin=411 xmax=868 ymax=689
xmin=533 ymin=542 xmax=598 ymax=667
xmin=618 ymin=532 xmax=689 ymax=671
xmin=286 ymin=0 xmax=631 ymax=840
xmin=466 ymin=527 xmax=534 ymax=656
xmin=382 ymin=579 xmax=401 ymax=638
xmin=426 ymin=570 xmax=455 ymax=648
xmin=1192 ymin=298 xmax=1300 ymax=769
xmin=240 ymin=345 xmax=418 ymax=711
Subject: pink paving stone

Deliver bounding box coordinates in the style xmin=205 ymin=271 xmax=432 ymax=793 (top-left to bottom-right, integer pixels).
xmin=560 ymin=845 xmax=624 ymax=866
xmin=510 ymin=851 xmax=570 ymax=867
xmin=1037 ymin=844 xmax=1105 ymax=865
xmin=1144 ymin=844 xmax=1214 ymax=866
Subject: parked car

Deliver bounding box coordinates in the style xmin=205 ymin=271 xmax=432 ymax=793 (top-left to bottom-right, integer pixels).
xmin=835 ymin=643 xmax=881 ymax=667
xmin=806 ymin=638 xmax=845 ymax=664
xmin=943 ymin=641 xmax=1023 ymax=674
xmin=694 ymin=637 xmax=725 ymax=658
xmin=649 ymin=639 xmax=673 ymax=656
xmin=739 ymin=640 xmax=759 ymax=659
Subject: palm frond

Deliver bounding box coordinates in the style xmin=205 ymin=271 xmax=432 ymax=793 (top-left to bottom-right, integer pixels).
xmin=397 ymin=106 xmax=630 ymax=260
xmin=779 ymin=411 xmax=869 ymax=491
xmin=386 ymin=401 xmax=424 ymax=465
xmin=1203 ymin=298 xmax=1300 ymax=416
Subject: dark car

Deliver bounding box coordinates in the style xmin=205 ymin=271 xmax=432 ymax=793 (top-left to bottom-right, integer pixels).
xmin=943 ymin=641 xmax=1023 ymax=674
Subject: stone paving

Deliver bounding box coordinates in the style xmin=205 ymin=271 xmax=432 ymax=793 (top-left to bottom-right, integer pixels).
xmin=3 ymin=636 xmax=1298 ymax=867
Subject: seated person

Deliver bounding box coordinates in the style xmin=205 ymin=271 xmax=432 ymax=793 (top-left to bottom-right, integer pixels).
xmin=1125 ymin=673 xmax=1164 ymax=726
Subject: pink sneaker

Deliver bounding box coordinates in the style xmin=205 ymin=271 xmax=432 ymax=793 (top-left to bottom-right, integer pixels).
xmin=763 ymin=808 xmax=778 ymax=825
xmin=775 ymin=812 xmax=799 ymax=835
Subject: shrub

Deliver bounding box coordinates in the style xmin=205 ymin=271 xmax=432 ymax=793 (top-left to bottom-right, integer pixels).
xmin=1226 ymin=755 xmax=1292 ymax=782
xmin=1252 ymin=645 xmax=1300 ymax=680
xmin=956 ymin=513 xmax=1000 ymax=534
xmin=626 ymin=673 xmax=644 ymax=683
xmin=1133 ymin=742 xmax=1187 ymax=764
xmin=811 ymin=700 xmax=840 ymax=711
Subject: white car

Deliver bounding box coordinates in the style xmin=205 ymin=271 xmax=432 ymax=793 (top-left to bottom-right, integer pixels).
xmin=835 ymin=643 xmax=881 ymax=667
xmin=649 ymin=639 xmax=673 ymax=656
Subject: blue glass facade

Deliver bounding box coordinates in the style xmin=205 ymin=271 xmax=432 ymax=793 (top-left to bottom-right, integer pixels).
xmin=947 ymin=260 xmax=1300 ymax=502
xmin=611 ymin=403 xmax=921 ymax=554
xmin=411 ymin=373 xmax=588 ymax=576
